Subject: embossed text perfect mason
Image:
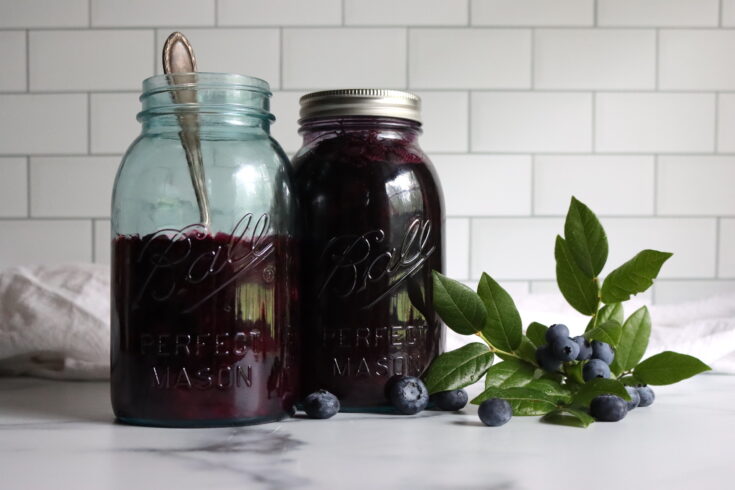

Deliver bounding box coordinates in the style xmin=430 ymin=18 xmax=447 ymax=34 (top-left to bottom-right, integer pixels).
xmin=293 ymin=89 xmax=445 ymax=411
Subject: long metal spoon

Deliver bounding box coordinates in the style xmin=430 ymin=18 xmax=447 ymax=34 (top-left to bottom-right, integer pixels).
xmin=162 ymin=31 xmax=210 ymax=229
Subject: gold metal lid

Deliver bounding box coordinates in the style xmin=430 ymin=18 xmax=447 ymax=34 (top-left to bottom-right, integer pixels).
xmin=299 ymin=89 xmax=422 ymax=123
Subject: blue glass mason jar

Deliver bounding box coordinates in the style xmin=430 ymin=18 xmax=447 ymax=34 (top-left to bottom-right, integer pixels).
xmin=110 ymin=73 xmax=298 ymax=427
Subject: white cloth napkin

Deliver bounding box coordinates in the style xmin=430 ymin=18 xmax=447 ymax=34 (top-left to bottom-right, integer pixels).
xmin=0 ymin=264 xmax=109 ymax=380
xmin=0 ymin=264 xmax=733 ymax=379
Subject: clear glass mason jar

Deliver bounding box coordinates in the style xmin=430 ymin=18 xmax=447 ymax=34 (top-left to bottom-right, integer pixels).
xmin=292 ymin=89 xmax=445 ymax=411
xmin=110 ymin=73 xmax=298 ymax=427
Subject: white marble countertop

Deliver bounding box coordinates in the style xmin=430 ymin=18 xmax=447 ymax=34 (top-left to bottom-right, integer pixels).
xmin=0 ymin=375 xmax=732 ymax=490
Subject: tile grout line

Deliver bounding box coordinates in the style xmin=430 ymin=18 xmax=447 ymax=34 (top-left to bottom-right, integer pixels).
xmin=405 ymin=28 xmax=410 ymax=89
xmin=466 ymin=90 xmax=472 ymax=152
xmin=530 ymin=28 xmax=535 ymax=89
xmin=467 ymin=0 xmax=471 ymax=26
xmin=88 ymin=0 xmax=92 ymax=27
xmin=278 ymin=27 xmax=283 ymax=90
xmin=87 ymin=93 xmax=92 ymax=155
xmin=715 ymin=217 xmax=721 ymax=278
xmin=654 ymin=28 xmax=660 ymax=90
xmin=214 ymin=0 xmax=219 ymax=27
xmin=530 ymin=155 xmax=535 ymax=216
xmin=714 ymin=92 xmax=720 ymax=152
xmin=91 ymin=219 xmax=96 ymax=262
xmin=467 ymin=217 xmax=473 ymax=281
xmin=25 ymin=29 xmax=29 ymax=92
xmin=3 ymin=26 xmax=735 ymax=31
xmin=594 ymin=0 xmax=598 ymax=27
xmin=720 ymin=0 xmax=724 ymax=27
xmin=653 ymin=154 xmax=659 ymax=215
xmin=591 ymin=92 xmax=596 ymax=152
xmin=25 ymin=156 xmax=31 ymax=218
xmin=341 ymin=0 xmax=346 ymax=26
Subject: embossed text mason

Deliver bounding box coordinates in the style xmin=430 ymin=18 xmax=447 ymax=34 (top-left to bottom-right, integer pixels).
xmin=293 ymin=89 xmax=445 ymax=410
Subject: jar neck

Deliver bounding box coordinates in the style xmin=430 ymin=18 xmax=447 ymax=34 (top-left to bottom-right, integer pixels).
xmin=138 ymin=72 xmax=273 ymax=135
xmin=298 ymin=116 xmax=422 ymax=146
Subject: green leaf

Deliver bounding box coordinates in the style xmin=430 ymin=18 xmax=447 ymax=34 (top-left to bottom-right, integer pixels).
xmin=600 ymin=250 xmax=673 ymax=304
xmin=611 ymin=306 xmax=651 ymax=375
xmin=433 ymin=271 xmax=487 ymax=335
xmin=586 ymin=303 xmax=624 ymax=332
xmin=525 ymin=378 xmax=574 ymax=404
xmin=571 ymin=378 xmax=631 ymax=406
xmin=423 ymin=343 xmax=494 ymax=394
xmin=471 ymin=387 xmax=559 ymax=416
xmin=584 ymin=320 xmax=622 ymax=347
xmin=564 ymin=196 xmax=609 ymax=278
xmin=484 ymin=359 xmax=536 ymax=389
xmin=526 ymin=322 xmax=548 ymax=347
xmin=634 ymin=351 xmax=711 ymax=386
xmin=516 ymin=336 xmax=539 ymax=365
xmin=620 ymin=375 xmax=644 ymax=386
xmin=542 ymin=407 xmax=595 ymax=428
xmin=477 ymin=273 xmax=522 ymax=352
xmin=564 ymin=363 xmax=585 ymax=385
xmin=555 ymin=236 xmax=600 ymax=316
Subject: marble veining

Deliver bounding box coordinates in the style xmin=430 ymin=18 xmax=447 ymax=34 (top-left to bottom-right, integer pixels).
xmin=0 ymin=376 xmax=733 ymax=489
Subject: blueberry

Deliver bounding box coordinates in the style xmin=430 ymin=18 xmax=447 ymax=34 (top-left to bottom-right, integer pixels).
xmin=388 ymin=376 xmax=429 ymax=415
xmin=583 ymin=359 xmax=611 ymax=381
xmin=636 ymin=385 xmax=655 ymax=407
xmin=591 ymin=341 xmax=615 ymax=365
xmin=536 ymin=346 xmax=562 ymax=373
xmin=551 ymin=337 xmax=580 ymax=362
xmin=572 ymin=336 xmax=593 ymax=361
xmin=431 ymin=389 xmax=468 ymax=411
xmin=590 ymin=394 xmax=628 ymax=422
xmin=545 ymin=324 xmax=570 ymax=344
xmin=303 ymin=390 xmax=340 ymax=419
xmin=624 ymin=386 xmax=640 ymax=410
xmin=478 ymin=398 xmax=512 ymax=427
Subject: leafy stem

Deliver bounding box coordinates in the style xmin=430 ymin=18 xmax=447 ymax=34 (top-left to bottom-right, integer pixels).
xmin=476 ymin=332 xmax=519 ymax=360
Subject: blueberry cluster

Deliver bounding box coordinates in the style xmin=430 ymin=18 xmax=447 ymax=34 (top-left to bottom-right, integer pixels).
xmin=536 ymin=324 xmax=615 ymax=382
xmin=590 ymin=385 xmax=655 ymax=422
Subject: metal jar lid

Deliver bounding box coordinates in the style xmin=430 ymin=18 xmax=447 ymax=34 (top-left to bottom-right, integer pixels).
xmin=299 ymin=89 xmax=422 ymax=123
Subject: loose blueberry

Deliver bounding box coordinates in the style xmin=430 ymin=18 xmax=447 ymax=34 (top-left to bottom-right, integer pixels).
xmin=536 ymin=345 xmax=562 ymax=373
xmin=478 ymin=398 xmax=512 ymax=427
xmin=636 ymin=385 xmax=655 ymax=407
xmin=545 ymin=324 xmax=570 ymax=344
xmin=383 ymin=374 xmax=404 ymax=400
xmin=431 ymin=389 xmax=468 ymax=411
xmin=583 ymin=358 xmax=611 ymax=381
xmin=572 ymin=336 xmax=593 ymax=361
xmin=388 ymin=376 xmax=429 ymax=415
xmin=624 ymin=386 xmax=640 ymax=410
xmin=591 ymin=341 xmax=615 ymax=365
xmin=303 ymin=390 xmax=340 ymax=419
xmin=590 ymin=394 xmax=628 ymax=422
xmin=551 ymin=337 xmax=580 ymax=362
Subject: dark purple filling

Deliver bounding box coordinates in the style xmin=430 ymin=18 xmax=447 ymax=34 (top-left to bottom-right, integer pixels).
xmin=111 ymin=230 xmax=297 ymax=424
xmin=293 ymin=119 xmax=444 ymax=409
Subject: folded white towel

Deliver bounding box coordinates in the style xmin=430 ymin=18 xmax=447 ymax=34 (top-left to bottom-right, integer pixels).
xmin=0 ymin=264 xmax=733 ymax=379
xmin=0 ymin=264 xmax=109 ymax=380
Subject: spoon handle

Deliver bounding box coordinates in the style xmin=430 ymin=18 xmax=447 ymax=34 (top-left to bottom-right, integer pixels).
xmin=162 ymin=32 xmax=210 ymax=229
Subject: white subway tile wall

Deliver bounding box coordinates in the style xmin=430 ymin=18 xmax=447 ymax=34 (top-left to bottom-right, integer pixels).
xmin=0 ymin=0 xmax=732 ymax=304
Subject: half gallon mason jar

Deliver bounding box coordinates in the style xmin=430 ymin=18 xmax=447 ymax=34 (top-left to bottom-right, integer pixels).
xmin=111 ymin=73 xmax=297 ymax=427
xmin=292 ymin=89 xmax=445 ymax=411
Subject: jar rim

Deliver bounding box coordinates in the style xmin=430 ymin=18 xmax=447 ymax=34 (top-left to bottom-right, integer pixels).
xmin=142 ymin=72 xmax=271 ymax=96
